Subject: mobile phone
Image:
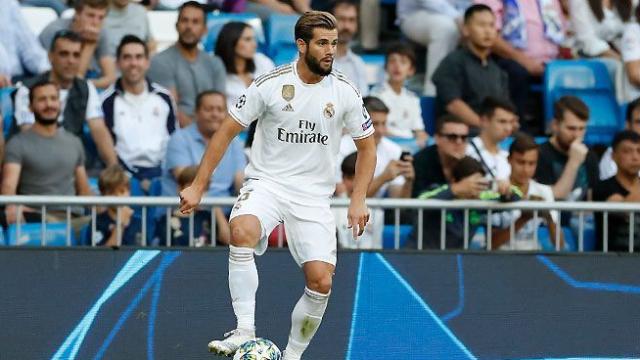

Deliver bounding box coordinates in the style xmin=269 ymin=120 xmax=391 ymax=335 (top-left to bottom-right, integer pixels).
xmin=400 ymin=151 xmax=411 ymax=161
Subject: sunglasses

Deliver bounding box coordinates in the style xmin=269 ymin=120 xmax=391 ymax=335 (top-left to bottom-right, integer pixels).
xmin=439 ymin=133 xmax=469 ymax=142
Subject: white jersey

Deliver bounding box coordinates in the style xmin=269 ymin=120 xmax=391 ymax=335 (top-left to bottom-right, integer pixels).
xmin=229 ymin=61 xmax=374 ymax=203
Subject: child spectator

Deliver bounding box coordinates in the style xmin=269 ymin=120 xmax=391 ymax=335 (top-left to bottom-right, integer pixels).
xmin=371 ymin=43 xmax=428 ymax=148
xmin=154 ymin=166 xmax=230 ymax=247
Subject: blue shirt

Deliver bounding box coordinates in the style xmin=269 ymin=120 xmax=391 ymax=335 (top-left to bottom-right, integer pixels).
xmin=161 ymin=123 xmax=246 ymax=197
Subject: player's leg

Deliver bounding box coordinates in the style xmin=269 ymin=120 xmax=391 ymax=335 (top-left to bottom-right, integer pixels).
xmin=284 ymin=261 xmax=334 ymax=360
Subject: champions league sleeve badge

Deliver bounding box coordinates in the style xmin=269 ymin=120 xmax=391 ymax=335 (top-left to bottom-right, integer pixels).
xmin=323 ymin=102 xmax=335 ymax=119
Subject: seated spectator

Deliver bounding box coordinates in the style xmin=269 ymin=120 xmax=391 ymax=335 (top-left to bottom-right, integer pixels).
xmin=493 ymin=133 xmax=561 ymax=250
xmin=245 ymin=0 xmax=311 ymax=21
xmin=396 ymin=0 xmax=466 ymax=95
xmin=337 ymin=96 xmax=414 ymax=198
xmin=86 ymin=164 xmax=141 ymax=246
xmin=3 ymin=80 xmax=92 ymax=224
xmin=433 ymin=4 xmax=510 ymax=128
xmin=154 ymin=166 xmax=231 ymax=246
xmin=13 ymin=30 xmax=118 ymax=168
xmin=215 ymin=22 xmax=274 ymax=110
xmin=0 ymin=0 xmax=51 ymax=86
xmin=622 ymin=6 xmax=640 ymax=102
xmin=330 ymin=0 xmax=369 ymax=96
xmin=600 ymin=97 xmax=640 ymax=179
xmin=104 ymin=0 xmax=157 ymax=55
xmin=20 ymin=0 xmax=68 ymax=16
xmin=148 ymin=1 xmax=226 ymax=127
xmin=102 ymin=35 xmax=176 ymax=183
xmin=161 ymin=90 xmax=245 ymax=198
xmin=594 ymin=130 xmax=640 ymax=251
xmin=39 ymin=0 xmax=117 ymax=89
xmin=466 ymin=96 xmax=517 ymax=184
xmin=333 ymin=152 xmax=385 ymax=249
xmin=371 ymin=43 xmax=428 ymax=147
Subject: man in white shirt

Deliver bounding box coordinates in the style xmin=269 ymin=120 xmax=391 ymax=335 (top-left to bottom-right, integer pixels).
xmin=466 ymin=96 xmax=517 ymax=186
xmin=330 ymin=0 xmax=369 ymax=96
xmin=600 ymin=97 xmax=640 ymax=180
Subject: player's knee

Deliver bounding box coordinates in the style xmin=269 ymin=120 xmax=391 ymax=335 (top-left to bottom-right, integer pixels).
xmin=230 ymin=222 xmax=260 ymax=247
xmin=306 ymin=273 xmax=332 ymax=294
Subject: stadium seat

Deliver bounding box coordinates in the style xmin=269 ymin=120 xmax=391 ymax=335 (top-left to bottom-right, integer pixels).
xmin=203 ymin=12 xmax=264 ymax=53
xmin=544 ymin=60 xmax=622 ymax=145
xmin=361 ymin=54 xmax=385 ymax=88
xmin=382 ymin=225 xmax=412 ymax=249
xmin=265 ymin=14 xmax=299 ymax=58
xmin=6 ymin=223 xmax=77 ymax=246
xmin=0 ymin=228 xmax=5 ymax=246
xmin=0 ymin=87 xmax=15 ymax=138
xmin=20 ymin=7 xmax=58 ymax=36
xmin=148 ymin=10 xmax=179 ymax=52
xmin=538 ymin=226 xmax=576 ymax=251
xmin=271 ymin=46 xmax=297 ymax=66
xmin=420 ymin=96 xmax=435 ymax=135
xmin=387 ymin=136 xmax=420 ymax=154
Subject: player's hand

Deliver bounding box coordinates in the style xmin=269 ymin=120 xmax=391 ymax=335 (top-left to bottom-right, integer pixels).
xmin=179 ymin=185 xmax=204 ymax=215
xmin=381 ymin=160 xmax=403 ymax=182
xmin=398 ymin=158 xmax=415 ymax=182
xmin=347 ymin=200 xmax=370 ymax=240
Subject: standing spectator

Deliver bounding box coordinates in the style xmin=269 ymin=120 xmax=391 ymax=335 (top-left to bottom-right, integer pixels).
xmin=20 ymin=0 xmax=68 ymax=15
xmin=337 ymin=96 xmax=414 ymax=198
xmin=0 ymin=0 xmax=51 ymax=86
xmin=13 ymin=30 xmax=118 ymax=168
xmin=39 ymin=0 xmax=117 ymax=89
xmin=466 ymin=96 xmax=517 ymax=183
xmin=600 ymin=97 xmax=640 ymax=179
xmin=432 ymin=4 xmax=510 ymax=128
xmin=396 ymin=0 xmax=466 ymax=95
xmin=147 ymin=1 xmax=226 ymax=127
xmin=3 ymin=80 xmax=92 ymax=224
xmin=492 ymin=133 xmax=561 ymax=250
xmin=245 ymin=0 xmax=311 ymax=21
xmin=594 ymin=130 xmax=640 ymax=251
xmin=371 ymin=43 xmax=428 ymax=147
xmin=104 ymin=0 xmax=157 ymax=55
xmin=161 ymin=90 xmax=245 ymax=198
xmin=330 ymin=0 xmax=369 ymax=96
xmin=102 ymin=35 xmax=177 ymax=183
xmin=215 ymin=22 xmax=274 ymax=110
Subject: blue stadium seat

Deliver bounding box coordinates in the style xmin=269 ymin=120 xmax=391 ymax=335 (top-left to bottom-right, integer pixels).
xmin=265 ymin=14 xmax=300 ymax=58
xmin=203 ymin=12 xmax=264 ymax=53
xmin=0 ymin=227 xmax=5 ymax=246
xmin=6 ymin=223 xmax=77 ymax=246
xmin=271 ymin=46 xmax=297 ymax=66
xmin=0 ymin=87 xmax=15 ymax=138
xmin=544 ymin=60 xmax=622 ymax=144
xmin=361 ymin=54 xmax=385 ymax=87
xmin=387 ymin=136 xmax=420 ymax=154
xmin=538 ymin=226 xmax=576 ymax=251
xmin=382 ymin=224 xmax=413 ymax=249
xmin=420 ymin=96 xmax=435 ymax=135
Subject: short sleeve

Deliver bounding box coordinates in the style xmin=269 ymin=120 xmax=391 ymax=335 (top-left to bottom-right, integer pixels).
xmin=85 ymin=82 xmax=104 ymax=120
xmin=96 ymin=31 xmax=115 ymax=58
xmin=14 ymin=85 xmax=35 ymax=126
xmin=623 ymin=23 xmax=640 ymax=62
xmin=409 ymin=94 xmax=425 ymax=131
xmin=343 ymin=91 xmax=374 ymax=140
xmin=431 ymin=55 xmax=463 ymax=105
xmin=228 ymin=82 xmax=265 ymax=127
xmin=4 ymin=136 xmax=23 ymax=164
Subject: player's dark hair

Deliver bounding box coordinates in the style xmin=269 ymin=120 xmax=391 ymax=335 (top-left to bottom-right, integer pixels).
xmin=553 ymin=95 xmax=589 ymax=122
xmin=363 ymin=96 xmax=389 ymax=114
xmin=330 ymin=0 xmax=358 ymax=14
xmin=479 ymin=96 xmax=516 ymax=118
xmin=50 ymin=30 xmax=83 ymax=52
xmin=384 ymin=41 xmax=416 ymax=69
xmin=509 ymin=132 xmax=538 ymax=156
xmin=74 ymin=0 xmax=108 ymax=11
xmin=435 ymin=114 xmax=467 ymax=134
xmin=464 ymin=4 xmax=494 ymax=24
xmin=341 ymin=152 xmax=357 ymax=178
xmin=612 ymin=129 xmax=640 ymax=152
xmin=453 ymin=156 xmax=485 ymax=182
xmin=216 ymin=22 xmax=256 ymax=75
xmin=98 ymin=164 xmax=129 ymax=195
xmin=28 ymin=78 xmax=58 ymax=105
xmin=178 ymin=1 xmax=206 ymax=22
xmin=295 ymin=11 xmax=338 ymax=44
xmin=195 ymin=90 xmax=226 ymax=110
xmin=626 ymin=96 xmax=640 ymax=123
xmin=116 ymin=34 xmax=148 ymax=59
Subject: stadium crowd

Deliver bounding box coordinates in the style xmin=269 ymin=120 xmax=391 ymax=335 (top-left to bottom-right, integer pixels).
xmin=1 ymin=0 xmax=640 ymax=252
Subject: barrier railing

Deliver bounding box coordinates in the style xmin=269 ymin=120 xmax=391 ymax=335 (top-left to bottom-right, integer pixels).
xmin=0 ymin=196 xmax=636 ymax=253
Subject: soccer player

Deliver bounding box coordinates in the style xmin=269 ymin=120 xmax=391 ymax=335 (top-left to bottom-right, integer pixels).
xmin=178 ymin=11 xmax=377 ymax=360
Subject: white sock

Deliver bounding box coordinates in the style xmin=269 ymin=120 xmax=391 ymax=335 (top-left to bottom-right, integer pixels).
xmin=284 ymin=287 xmax=330 ymax=359
xmin=228 ymin=245 xmax=258 ymax=332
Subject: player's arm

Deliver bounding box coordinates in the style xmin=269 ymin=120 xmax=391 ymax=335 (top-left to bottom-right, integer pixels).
xmin=349 ymin=135 xmax=377 ymax=238
xmin=179 ymin=115 xmax=245 ymax=213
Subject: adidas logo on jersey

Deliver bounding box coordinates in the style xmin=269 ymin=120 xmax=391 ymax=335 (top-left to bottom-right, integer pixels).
xmin=282 ymin=103 xmax=294 ymax=112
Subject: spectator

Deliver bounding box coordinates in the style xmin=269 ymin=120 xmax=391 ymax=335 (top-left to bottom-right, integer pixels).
xmin=622 ymin=5 xmax=640 ymax=102
xmin=39 ymin=0 xmax=117 ymax=90
xmin=2 ymin=80 xmax=92 ymax=224
xmin=570 ymin=0 xmax=630 ymax=60
xmin=371 ymin=43 xmax=428 ymax=147
xmin=104 ymin=0 xmax=157 ymax=55
xmin=245 ymin=0 xmax=311 ymax=21
xmin=102 ymin=35 xmax=177 ymax=183
xmin=154 ymin=166 xmax=231 ymax=246
xmin=432 ymin=4 xmax=510 ymax=128
xmin=147 ymin=1 xmax=226 ymax=127
xmin=466 ymin=96 xmax=517 ymax=184
xmin=86 ymin=164 xmax=140 ymax=246
xmin=161 ymin=90 xmax=245 ymax=198
xmin=535 ymin=96 xmax=599 ymax=229
xmin=13 ymin=30 xmax=117 ymax=169
xmin=20 ymin=0 xmax=68 ymax=16
xmin=600 ymin=97 xmax=640 ymax=179
xmin=337 ymin=96 xmax=414 ymax=198
xmin=493 ymin=133 xmax=561 ymax=250
xmin=396 ymin=0 xmax=466 ymax=95
xmin=330 ymin=0 xmax=369 ymax=96
xmin=594 ymin=130 xmax=640 ymax=251
xmin=215 ymin=22 xmax=274 ymax=110
xmin=359 ymin=0 xmax=381 ymax=51
xmin=0 ymin=0 xmax=51 ymax=86
xmin=333 ymin=152 xmax=385 ymax=249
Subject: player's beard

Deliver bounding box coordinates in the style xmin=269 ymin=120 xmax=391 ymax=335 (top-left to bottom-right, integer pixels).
xmin=305 ymin=51 xmax=332 ymax=76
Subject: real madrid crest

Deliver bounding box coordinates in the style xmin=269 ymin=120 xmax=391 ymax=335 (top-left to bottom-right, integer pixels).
xmin=282 ymin=84 xmax=295 ymax=102
xmin=323 ymin=102 xmax=335 ymax=119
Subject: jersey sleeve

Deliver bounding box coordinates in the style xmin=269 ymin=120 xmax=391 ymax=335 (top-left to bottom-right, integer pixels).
xmin=228 ymin=81 xmax=265 ymax=128
xmin=343 ymin=90 xmax=374 ymax=140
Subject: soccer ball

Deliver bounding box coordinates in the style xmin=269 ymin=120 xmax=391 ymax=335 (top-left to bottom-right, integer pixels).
xmin=233 ymin=338 xmax=282 ymax=360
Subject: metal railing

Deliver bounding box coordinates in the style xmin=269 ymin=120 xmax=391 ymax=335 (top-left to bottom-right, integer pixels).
xmin=0 ymin=195 xmax=637 ymax=253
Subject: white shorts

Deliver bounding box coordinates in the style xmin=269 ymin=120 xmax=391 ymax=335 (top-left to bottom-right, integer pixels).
xmin=229 ymin=179 xmax=337 ymax=267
